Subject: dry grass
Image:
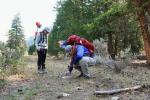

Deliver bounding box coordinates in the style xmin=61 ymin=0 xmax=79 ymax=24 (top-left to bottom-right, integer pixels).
xmin=0 ymin=55 xmax=150 ymax=100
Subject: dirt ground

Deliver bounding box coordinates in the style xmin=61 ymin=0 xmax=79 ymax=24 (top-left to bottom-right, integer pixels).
xmin=0 ymin=55 xmax=150 ymax=100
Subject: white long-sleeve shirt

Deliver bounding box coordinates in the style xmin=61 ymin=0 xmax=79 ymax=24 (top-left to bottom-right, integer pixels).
xmin=35 ymin=26 xmax=48 ymax=50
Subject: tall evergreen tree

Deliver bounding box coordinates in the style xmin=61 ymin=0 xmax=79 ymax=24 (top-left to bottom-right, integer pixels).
xmin=7 ymin=13 xmax=26 ymax=56
xmin=51 ymin=0 xmax=149 ymax=62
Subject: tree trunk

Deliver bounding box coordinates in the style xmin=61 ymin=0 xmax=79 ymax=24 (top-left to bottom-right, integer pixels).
xmin=139 ymin=13 xmax=150 ymax=65
xmin=146 ymin=1 xmax=150 ymax=15
xmin=134 ymin=0 xmax=150 ymax=65
xmin=114 ymin=36 xmax=118 ymax=57
xmin=107 ymin=33 xmax=115 ymax=60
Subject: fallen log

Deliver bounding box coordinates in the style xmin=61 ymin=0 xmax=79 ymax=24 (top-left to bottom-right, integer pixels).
xmin=94 ymin=84 xmax=150 ymax=95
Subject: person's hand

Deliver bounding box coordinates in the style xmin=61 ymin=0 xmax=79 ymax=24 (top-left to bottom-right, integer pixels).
xmin=68 ymin=65 xmax=73 ymax=73
xmin=65 ymin=70 xmax=71 ymax=76
xmin=37 ymin=47 xmax=41 ymax=51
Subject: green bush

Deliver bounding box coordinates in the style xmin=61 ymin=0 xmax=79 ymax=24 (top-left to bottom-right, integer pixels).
xmin=28 ymin=44 xmax=36 ymax=55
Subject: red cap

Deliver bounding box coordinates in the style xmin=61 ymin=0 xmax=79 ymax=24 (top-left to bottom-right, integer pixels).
xmin=36 ymin=22 xmax=41 ymax=27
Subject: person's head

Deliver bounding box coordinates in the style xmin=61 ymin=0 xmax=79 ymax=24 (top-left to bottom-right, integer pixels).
xmin=65 ymin=45 xmax=72 ymax=53
xmin=59 ymin=40 xmax=67 ymax=49
xmin=36 ymin=22 xmax=41 ymax=28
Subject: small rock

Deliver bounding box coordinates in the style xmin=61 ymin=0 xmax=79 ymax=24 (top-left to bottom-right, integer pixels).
xmin=2 ymin=92 xmax=8 ymax=95
xmin=111 ymin=96 xmax=120 ymax=100
xmin=57 ymin=93 xmax=70 ymax=98
xmin=87 ymin=81 xmax=95 ymax=85
xmin=18 ymin=89 xmax=23 ymax=94
xmin=57 ymin=94 xmax=63 ymax=99
xmin=62 ymin=76 xmax=72 ymax=79
xmin=62 ymin=93 xmax=70 ymax=96
xmin=18 ymin=89 xmax=23 ymax=92
xmin=47 ymin=83 xmax=50 ymax=85
xmin=76 ymin=86 xmax=83 ymax=90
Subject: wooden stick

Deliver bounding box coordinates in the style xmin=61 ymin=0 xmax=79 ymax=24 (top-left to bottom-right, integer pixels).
xmin=94 ymin=85 xmax=142 ymax=95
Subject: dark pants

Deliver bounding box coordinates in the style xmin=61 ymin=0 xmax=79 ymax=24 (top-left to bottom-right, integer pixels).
xmin=37 ymin=49 xmax=47 ymax=70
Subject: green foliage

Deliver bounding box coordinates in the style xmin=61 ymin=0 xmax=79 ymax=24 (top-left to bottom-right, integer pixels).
xmin=7 ymin=13 xmax=26 ymax=57
xmin=0 ymin=13 xmax=27 ymax=75
xmin=0 ymin=42 xmax=7 ymax=79
xmin=1 ymin=47 xmax=21 ymax=74
xmin=7 ymin=13 xmax=26 ymax=51
xmin=50 ymin=0 xmax=144 ymax=56
xmin=0 ymin=79 xmax=6 ymax=86
xmin=28 ymin=44 xmax=36 ymax=55
xmin=95 ymin=4 xmax=126 ymax=24
xmin=0 ymin=42 xmax=5 ymax=67
xmin=0 ymin=79 xmax=7 ymax=90
xmin=48 ymin=34 xmax=63 ymax=55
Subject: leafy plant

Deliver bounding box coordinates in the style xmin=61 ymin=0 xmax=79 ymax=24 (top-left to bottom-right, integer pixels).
xmin=28 ymin=44 xmax=36 ymax=55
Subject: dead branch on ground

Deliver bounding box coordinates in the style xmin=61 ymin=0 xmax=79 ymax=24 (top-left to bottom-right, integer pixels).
xmin=94 ymin=84 xmax=150 ymax=95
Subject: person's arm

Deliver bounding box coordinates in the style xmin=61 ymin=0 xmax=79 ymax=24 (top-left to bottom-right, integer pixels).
xmin=68 ymin=45 xmax=84 ymax=73
xmin=72 ymin=45 xmax=84 ymax=65
xmin=46 ymin=34 xmax=49 ymax=50
xmin=67 ymin=45 xmax=84 ymax=74
xmin=35 ymin=33 xmax=40 ymax=50
xmin=60 ymin=40 xmax=68 ymax=49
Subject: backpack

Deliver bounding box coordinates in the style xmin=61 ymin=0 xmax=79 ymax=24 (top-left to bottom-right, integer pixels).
xmin=34 ymin=28 xmax=48 ymax=46
xmin=67 ymin=35 xmax=80 ymax=45
xmin=38 ymin=33 xmax=47 ymax=45
xmin=67 ymin=35 xmax=95 ymax=55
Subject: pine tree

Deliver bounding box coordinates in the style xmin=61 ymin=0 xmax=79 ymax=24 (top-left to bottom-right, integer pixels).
xmin=7 ymin=13 xmax=26 ymax=56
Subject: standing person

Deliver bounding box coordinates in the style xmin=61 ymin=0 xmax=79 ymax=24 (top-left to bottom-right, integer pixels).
xmin=65 ymin=44 xmax=96 ymax=78
xmin=35 ymin=22 xmax=50 ymax=74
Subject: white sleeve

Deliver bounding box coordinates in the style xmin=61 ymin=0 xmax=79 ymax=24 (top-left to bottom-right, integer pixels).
xmin=35 ymin=27 xmax=44 ymax=49
xmin=35 ymin=33 xmax=40 ymax=49
xmin=47 ymin=34 xmax=49 ymax=49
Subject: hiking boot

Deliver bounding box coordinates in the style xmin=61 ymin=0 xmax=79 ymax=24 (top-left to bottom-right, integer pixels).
xmin=77 ymin=73 xmax=83 ymax=78
xmin=42 ymin=69 xmax=47 ymax=74
xmin=38 ymin=69 xmax=43 ymax=74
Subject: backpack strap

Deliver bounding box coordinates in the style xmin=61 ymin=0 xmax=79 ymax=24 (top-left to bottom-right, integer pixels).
xmin=70 ymin=44 xmax=77 ymax=65
xmin=69 ymin=45 xmax=76 ymax=72
xmin=37 ymin=32 xmax=48 ymax=46
xmin=42 ymin=34 xmax=47 ymax=43
xmin=71 ymin=45 xmax=76 ymax=57
xmin=38 ymin=33 xmax=42 ymax=45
